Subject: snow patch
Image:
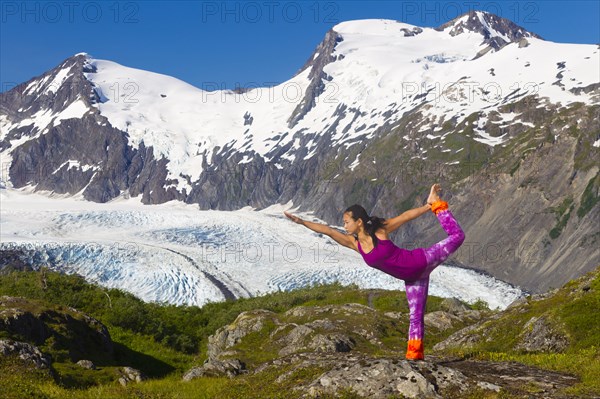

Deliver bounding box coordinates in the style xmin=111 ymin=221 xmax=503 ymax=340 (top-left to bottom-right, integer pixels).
xmin=46 ymin=67 xmax=73 ymax=95
xmin=473 ymin=128 xmax=508 ymax=146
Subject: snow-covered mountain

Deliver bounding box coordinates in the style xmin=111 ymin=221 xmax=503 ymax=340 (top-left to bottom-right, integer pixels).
xmin=2 ymin=12 xmax=597 ymax=200
xmin=1 ymin=11 xmax=599 ymax=295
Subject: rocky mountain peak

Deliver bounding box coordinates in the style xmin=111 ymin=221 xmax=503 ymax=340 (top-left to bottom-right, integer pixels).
xmin=436 ymin=10 xmax=542 ymax=50
xmin=287 ymin=29 xmax=343 ymax=128
xmin=0 ymin=52 xmax=103 ymax=163
xmin=0 ymin=53 xmax=97 ymax=124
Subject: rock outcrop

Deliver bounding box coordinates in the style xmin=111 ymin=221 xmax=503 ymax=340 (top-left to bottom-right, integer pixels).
xmin=303 ymin=356 xmax=469 ymax=399
xmin=183 ymin=359 xmax=247 ymax=380
xmin=434 ymin=268 xmax=600 ymax=356
xmin=184 ymin=301 xmax=580 ymax=398
xmin=0 ymin=296 xmax=113 ymax=362
xmin=515 ymin=316 xmax=570 ymax=353
xmin=189 ymin=305 xmax=379 ymax=380
xmin=76 ymin=359 xmax=96 ymax=370
xmin=0 ymin=339 xmax=51 ymax=369
xmin=118 ymin=366 xmax=147 ymax=386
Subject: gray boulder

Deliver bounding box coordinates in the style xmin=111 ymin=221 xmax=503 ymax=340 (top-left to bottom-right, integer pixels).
xmin=207 ymin=309 xmax=278 ymax=360
xmin=304 ymin=358 xmax=469 ymax=399
xmin=0 ymin=339 xmax=51 ymax=369
xmin=76 ymin=359 xmax=96 ymax=370
xmin=309 ymin=333 xmax=355 ymax=353
xmin=515 ymin=316 xmax=570 ymax=353
xmin=432 ymin=311 xmax=501 ymax=352
xmin=118 ymin=367 xmax=147 ymax=386
xmin=183 ymin=359 xmax=247 ymax=380
xmin=432 ymin=323 xmax=484 ymax=352
xmin=440 ymin=297 xmax=470 ymax=314
xmin=424 ymin=311 xmax=462 ymax=331
xmin=276 ymin=324 xmax=315 ymax=356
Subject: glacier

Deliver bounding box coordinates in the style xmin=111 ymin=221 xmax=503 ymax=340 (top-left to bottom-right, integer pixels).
xmin=0 ymin=185 xmax=524 ymax=310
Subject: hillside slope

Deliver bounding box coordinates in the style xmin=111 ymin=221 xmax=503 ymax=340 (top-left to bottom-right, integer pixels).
xmin=0 ymin=266 xmax=598 ymax=398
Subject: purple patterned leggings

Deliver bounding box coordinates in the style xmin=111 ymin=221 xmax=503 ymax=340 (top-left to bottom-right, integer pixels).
xmin=405 ymin=210 xmax=465 ymax=342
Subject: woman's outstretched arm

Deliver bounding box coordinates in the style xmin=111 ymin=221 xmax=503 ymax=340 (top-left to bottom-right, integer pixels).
xmin=283 ymin=211 xmax=357 ymax=252
xmin=384 ymin=204 xmax=431 ymax=234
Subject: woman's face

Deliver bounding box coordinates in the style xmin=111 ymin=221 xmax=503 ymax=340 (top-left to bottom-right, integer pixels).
xmin=343 ymin=212 xmax=361 ymax=234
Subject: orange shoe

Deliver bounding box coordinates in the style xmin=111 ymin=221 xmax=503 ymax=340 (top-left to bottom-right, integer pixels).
xmin=430 ymin=200 xmax=448 ymax=215
xmin=406 ymin=339 xmax=424 ymax=360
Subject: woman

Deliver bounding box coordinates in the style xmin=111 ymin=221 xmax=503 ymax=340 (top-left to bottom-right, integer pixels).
xmin=283 ymin=184 xmax=465 ymax=360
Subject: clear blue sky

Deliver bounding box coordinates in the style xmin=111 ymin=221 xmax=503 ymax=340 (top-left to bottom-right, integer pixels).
xmin=1 ymin=1 xmax=599 ymax=92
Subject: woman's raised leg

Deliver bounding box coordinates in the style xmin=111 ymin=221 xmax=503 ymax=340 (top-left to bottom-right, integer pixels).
xmin=422 ymin=209 xmax=465 ymax=274
xmin=422 ymin=184 xmax=465 ymax=274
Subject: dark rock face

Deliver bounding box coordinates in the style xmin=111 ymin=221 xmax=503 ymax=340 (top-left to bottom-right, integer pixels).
xmin=287 ymin=29 xmax=343 ymax=128
xmin=1 ymin=54 xmax=183 ymax=205
xmin=0 ymin=55 xmax=97 ymax=128
xmin=9 ymin=115 xmax=132 ymax=200
xmin=0 ymin=296 xmax=113 ymax=362
xmin=436 ymin=10 xmax=542 ymax=50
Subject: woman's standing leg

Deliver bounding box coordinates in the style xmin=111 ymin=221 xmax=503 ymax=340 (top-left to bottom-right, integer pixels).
xmin=404 ymin=207 xmax=464 ymax=361
xmin=405 ymin=277 xmax=429 ymax=360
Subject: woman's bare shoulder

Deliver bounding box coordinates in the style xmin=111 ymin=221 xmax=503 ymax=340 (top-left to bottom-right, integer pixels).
xmin=375 ymin=228 xmax=389 ymax=240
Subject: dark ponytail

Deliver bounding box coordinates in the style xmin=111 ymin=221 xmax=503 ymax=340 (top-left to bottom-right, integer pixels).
xmin=344 ymin=204 xmax=386 ymax=247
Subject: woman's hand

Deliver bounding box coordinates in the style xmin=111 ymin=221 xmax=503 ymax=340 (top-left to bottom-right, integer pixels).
xmin=284 ymin=211 xmax=304 ymax=225
xmin=284 ymin=211 xmax=357 ymax=251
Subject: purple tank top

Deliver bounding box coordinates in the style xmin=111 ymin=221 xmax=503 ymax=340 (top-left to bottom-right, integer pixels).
xmin=357 ymin=239 xmax=427 ymax=281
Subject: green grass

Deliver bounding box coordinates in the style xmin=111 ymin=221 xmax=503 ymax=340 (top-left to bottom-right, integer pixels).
xmin=0 ymin=355 xmax=55 ymax=399
xmin=436 ymin=268 xmax=600 ymax=397
xmin=2 ymin=268 xmax=600 ymax=398
xmin=577 ymin=172 xmax=600 ymax=219
xmin=36 ymin=375 xmax=228 ymax=399
xmin=0 ymin=269 xmax=467 ymax=398
xmin=548 ymin=197 xmax=575 ymax=239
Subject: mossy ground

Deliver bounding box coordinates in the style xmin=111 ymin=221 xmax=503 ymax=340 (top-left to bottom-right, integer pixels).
xmin=442 ymin=268 xmax=600 ymax=397
xmin=0 ymin=270 xmax=452 ymax=398
xmin=1 ymin=268 xmax=599 ymax=398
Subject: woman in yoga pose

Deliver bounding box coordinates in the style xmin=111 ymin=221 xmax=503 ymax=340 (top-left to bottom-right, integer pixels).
xmin=283 ymin=184 xmax=465 ymax=360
